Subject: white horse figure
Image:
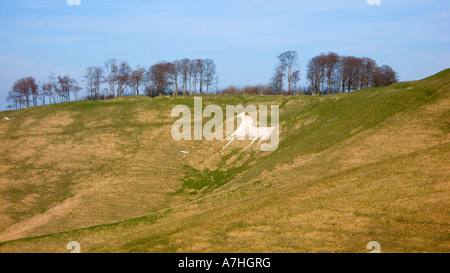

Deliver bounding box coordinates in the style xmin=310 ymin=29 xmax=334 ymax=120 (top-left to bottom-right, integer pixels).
xmin=222 ymin=112 xmax=275 ymax=151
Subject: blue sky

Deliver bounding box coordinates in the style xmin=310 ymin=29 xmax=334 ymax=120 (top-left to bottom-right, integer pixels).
xmin=0 ymin=0 xmax=449 ymax=110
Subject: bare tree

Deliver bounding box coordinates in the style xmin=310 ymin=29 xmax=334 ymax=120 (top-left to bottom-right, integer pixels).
xmin=271 ymin=63 xmax=286 ymax=95
xmin=56 ymin=75 xmax=70 ymax=102
xmin=6 ymin=90 xmax=21 ymax=110
xmin=104 ymin=59 xmax=118 ymax=97
xmin=148 ymin=61 xmax=172 ymax=95
xmin=9 ymin=80 xmax=26 ymax=109
xmin=46 ymin=73 xmax=58 ymax=104
xmin=307 ymin=54 xmax=327 ymax=95
xmin=373 ymin=65 xmax=398 ymax=87
xmin=129 ymin=66 xmax=146 ymax=95
xmin=29 ymin=77 xmax=39 ymax=106
xmin=178 ymin=58 xmax=190 ymax=95
xmin=38 ymin=81 xmax=47 ymax=105
xmin=195 ymin=59 xmax=205 ymax=94
xmin=291 ymin=70 xmax=300 ymax=94
xmin=168 ymin=61 xmax=180 ymax=95
xmin=324 ymin=52 xmax=340 ymax=94
xmin=116 ymin=61 xmax=131 ymax=97
xmin=188 ymin=60 xmax=195 ymax=94
xmin=204 ymin=58 xmax=216 ymax=94
xmin=339 ymin=56 xmax=360 ymax=92
xmin=358 ymin=57 xmax=377 ymax=89
xmin=278 ymin=51 xmax=299 ymax=95
xmin=9 ymin=77 xmax=38 ymax=108
xmin=84 ymin=67 xmax=96 ymax=98
xmin=71 ymin=80 xmax=82 ymax=100
xmin=189 ymin=60 xmax=199 ymax=94
xmin=24 ymin=77 xmax=37 ymax=107
xmin=55 ymin=75 xmax=80 ymax=102
xmin=92 ymin=66 xmax=105 ymax=100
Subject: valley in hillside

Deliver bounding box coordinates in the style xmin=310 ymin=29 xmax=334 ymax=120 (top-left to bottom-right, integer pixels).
xmin=0 ymin=70 xmax=449 ymax=253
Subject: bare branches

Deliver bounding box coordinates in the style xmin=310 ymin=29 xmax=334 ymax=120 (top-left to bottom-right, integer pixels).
xmin=5 ymin=50 xmax=398 ymax=109
xmin=104 ymin=59 xmax=118 ymax=97
xmin=307 ymin=53 xmax=398 ymax=94
xmin=271 ymin=64 xmax=286 ymax=95
xmin=8 ymin=77 xmax=38 ymax=109
xmin=277 ymin=51 xmax=300 ymax=95
xmin=130 ymin=66 xmax=146 ymax=96
xmin=204 ymin=59 xmax=216 ymax=95
xmin=7 ymin=74 xmax=81 ymax=109
xmin=116 ymin=61 xmax=131 ymax=97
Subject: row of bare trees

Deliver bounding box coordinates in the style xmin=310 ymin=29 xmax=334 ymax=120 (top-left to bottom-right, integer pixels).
xmin=6 ymin=52 xmax=398 ymax=109
xmin=84 ymin=58 xmax=217 ymax=99
xmin=173 ymin=58 xmax=217 ymax=96
xmin=6 ymin=74 xmax=82 ymax=110
xmin=7 ymin=58 xmax=218 ymax=109
xmin=271 ymin=51 xmax=398 ymax=95
xmin=306 ymin=52 xmax=398 ymax=94
xmin=84 ymin=60 xmax=146 ymax=100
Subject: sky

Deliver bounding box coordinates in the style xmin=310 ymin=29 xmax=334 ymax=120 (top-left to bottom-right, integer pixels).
xmin=0 ymin=0 xmax=449 ymax=110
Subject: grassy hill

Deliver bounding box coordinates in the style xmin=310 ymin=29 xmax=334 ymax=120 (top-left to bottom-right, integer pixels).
xmin=0 ymin=69 xmax=448 ymax=253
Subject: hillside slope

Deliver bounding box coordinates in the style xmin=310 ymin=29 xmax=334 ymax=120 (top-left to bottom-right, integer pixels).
xmin=0 ymin=69 xmax=449 ymax=252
